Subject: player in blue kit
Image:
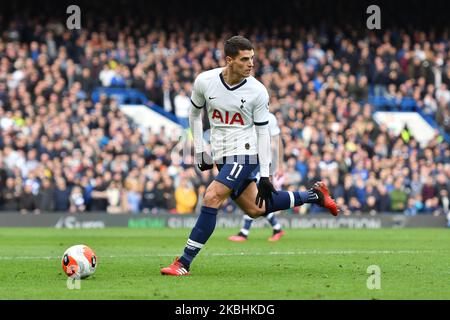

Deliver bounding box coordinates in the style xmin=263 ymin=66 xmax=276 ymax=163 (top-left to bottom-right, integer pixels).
xmin=161 ymin=36 xmax=339 ymax=276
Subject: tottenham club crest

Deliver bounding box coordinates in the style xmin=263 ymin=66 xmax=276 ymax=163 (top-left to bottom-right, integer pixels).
xmin=240 ymin=98 xmax=246 ymax=109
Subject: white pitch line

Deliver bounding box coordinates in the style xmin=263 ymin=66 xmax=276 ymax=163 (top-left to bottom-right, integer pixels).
xmin=0 ymin=256 xmax=57 ymax=260
xmin=0 ymin=250 xmax=426 ymax=260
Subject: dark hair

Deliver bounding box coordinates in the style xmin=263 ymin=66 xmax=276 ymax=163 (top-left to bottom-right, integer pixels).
xmin=224 ymin=36 xmax=253 ymax=58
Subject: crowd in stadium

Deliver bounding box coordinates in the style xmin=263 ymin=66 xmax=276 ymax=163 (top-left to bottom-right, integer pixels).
xmin=0 ymin=3 xmax=449 ymax=216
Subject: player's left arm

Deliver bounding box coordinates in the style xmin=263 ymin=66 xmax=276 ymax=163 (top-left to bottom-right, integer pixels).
xmin=190 ymin=75 xmax=213 ymax=171
xmin=254 ymin=89 xmax=278 ymax=208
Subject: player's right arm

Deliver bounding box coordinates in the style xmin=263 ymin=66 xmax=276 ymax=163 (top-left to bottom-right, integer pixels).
xmin=190 ymin=75 xmax=213 ymax=171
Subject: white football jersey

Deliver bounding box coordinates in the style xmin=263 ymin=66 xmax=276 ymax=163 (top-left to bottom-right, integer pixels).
xmin=190 ymin=67 xmax=270 ymax=161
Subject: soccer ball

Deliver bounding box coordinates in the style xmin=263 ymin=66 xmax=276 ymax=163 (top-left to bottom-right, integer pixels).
xmin=62 ymin=245 xmax=97 ymax=279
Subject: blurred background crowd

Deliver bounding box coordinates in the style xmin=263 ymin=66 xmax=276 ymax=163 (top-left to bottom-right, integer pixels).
xmin=0 ymin=0 xmax=449 ymax=216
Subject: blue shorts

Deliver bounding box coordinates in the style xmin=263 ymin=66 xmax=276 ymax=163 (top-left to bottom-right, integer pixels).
xmin=215 ymin=155 xmax=259 ymax=200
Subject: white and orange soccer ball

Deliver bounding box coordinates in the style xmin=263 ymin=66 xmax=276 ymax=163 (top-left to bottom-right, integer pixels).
xmin=62 ymin=245 xmax=97 ymax=279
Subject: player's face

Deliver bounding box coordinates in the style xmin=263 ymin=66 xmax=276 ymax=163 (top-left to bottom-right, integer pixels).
xmin=229 ymin=49 xmax=254 ymax=78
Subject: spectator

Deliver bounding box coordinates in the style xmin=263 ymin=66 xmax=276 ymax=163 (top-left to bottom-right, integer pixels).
xmin=174 ymin=177 xmax=197 ymax=214
xmin=38 ymin=178 xmax=55 ymax=212
xmin=124 ymin=169 xmax=143 ymax=214
xmin=421 ymin=176 xmax=437 ymax=203
xmin=377 ymin=184 xmax=391 ymax=212
xmin=423 ymin=197 xmax=440 ymax=215
xmin=163 ymin=177 xmax=177 ymax=212
xmin=69 ymin=186 xmax=86 ymax=213
xmin=1 ymin=177 xmax=20 ymax=211
xmin=409 ymin=172 xmax=423 ymax=197
xmin=295 ymin=153 xmax=308 ymax=179
xmin=99 ymin=64 xmax=116 ymax=87
xmin=145 ymin=77 xmax=164 ymax=106
xmin=363 ymin=195 xmax=378 ymax=215
xmin=342 ymin=175 xmax=357 ymax=204
xmin=141 ymin=180 xmax=157 ymax=214
xmin=438 ymin=189 xmax=449 ymax=215
xmin=390 ymin=180 xmax=408 ymax=212
xmin=153 ymin=179 xmax=168 ymax=210
xmin=54 ymin=178 xmax=70 ymax=212
xmin=90 ymin=176 xmax=108 ymax=212
xmin=173 ymin=90 xmax=191 ymax=128
xmin=285 ymin=157 xmax=302 ymax=187
xmin=125 ymin=182 xmax=142 ymax=214
xmin=356 ymin=76 xmax=369 ymax=101
xmin=162 ymin=81 xmax=175 ymax=114
xmin=19 ymin=184 xmax=40 ymax=214
xmin=106 ymin=181 xmax=125 ymax=214
xmin=412 ymin=194 xmax=424 ymax=213
xmin=328 ymin=175 xmax=345 ymax=200
xmin=404 ymin=198 xmax=418 ymax=216
xmin=373 ymin=57 xmax=388 ymax=97
xmin=435 ymin=174 xmax=449 ymax=195
xmin=348 ymin=196 xmax=363 ymax=214
xmin=77 ymin=67 xmax=97 ymax=94
xmin=354 ymin=178 xmax=367 ymax=206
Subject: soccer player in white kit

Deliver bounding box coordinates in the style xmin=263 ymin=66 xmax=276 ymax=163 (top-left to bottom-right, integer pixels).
xmin=161 ymin=36 xmax=339 ymax=276
xmin=228 ymin=112 xmax=287 ymax=242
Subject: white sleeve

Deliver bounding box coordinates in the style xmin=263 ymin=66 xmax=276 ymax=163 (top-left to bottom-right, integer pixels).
xmin=189 ymin=76 xmax=206 ymax=153
xmin=253 ymin=89 xmax=271 ymax=177
xmin=255 ymin=125 xmax=271 ymax=177
xmin=189 ymin=105 xmax=203 ymax=153
xmin=253 ymin=88 xmax=270 ymax=126
xmin=190 ymin=75 xmax=206 ymax=109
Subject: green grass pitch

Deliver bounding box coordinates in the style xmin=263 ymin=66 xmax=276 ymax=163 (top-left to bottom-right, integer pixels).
xmin=0 ymin=227 xmax=449 ymax=300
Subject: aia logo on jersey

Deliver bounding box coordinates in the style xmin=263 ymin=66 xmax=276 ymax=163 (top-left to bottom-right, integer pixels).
xmin=212 ymin=109 xmax=244 ymax=125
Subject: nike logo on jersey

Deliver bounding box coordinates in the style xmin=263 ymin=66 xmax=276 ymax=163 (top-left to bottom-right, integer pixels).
xmin=226 ymin=176 xmax=236 ymax=182
xmin=209 ymin=96 xmax=217 ymax=100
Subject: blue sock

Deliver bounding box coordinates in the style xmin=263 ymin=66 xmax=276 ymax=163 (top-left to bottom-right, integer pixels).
xmin=298 ymin=189 xmax=322 ymax=204
xmin=266 ymin=212 xmax=281 ymax=232
xmin=179 ymin=206 xmax=218 ymax=269
xmin=239 ymin=215 xmax=253 ymax=237
xmin=266 ymin=190 xmax=320 ymax=214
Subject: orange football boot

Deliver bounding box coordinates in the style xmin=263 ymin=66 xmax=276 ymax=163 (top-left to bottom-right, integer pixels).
xmin=312 ymin=181 xmax=339 ymax=216
xmin=268 ymin=230 xmax=285 ymax=241
xmin=160 ymin=257 xmax=190 ymax=276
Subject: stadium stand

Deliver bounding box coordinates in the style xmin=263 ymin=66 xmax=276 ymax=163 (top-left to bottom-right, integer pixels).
xmin=0 ymin=0 xmax=449 ymax=216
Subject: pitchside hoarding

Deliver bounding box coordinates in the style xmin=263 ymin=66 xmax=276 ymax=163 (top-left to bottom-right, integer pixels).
xmin=0 ymin=213 xmax=447 ymax=229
